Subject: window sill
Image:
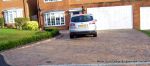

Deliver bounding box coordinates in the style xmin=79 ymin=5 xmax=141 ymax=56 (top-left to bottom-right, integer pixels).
xmin=44 ymin=1 xmax=62 ymax=3
xmin=45 ymin=24 xmax=66 ymax=27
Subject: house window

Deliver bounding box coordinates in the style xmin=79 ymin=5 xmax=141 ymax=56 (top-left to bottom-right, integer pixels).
xmin=44 ymin=11 xmax=65 ymax=26
xmin=73 ymin=11 xmax=80 ymax=15
xmin=3 ymin=9 xmax=23 ymax=23
xmin=44 ymin=0 xmax=62 ymax=2
xmin=70 ymin=11 xmax=82 ymax=17
xmin=3 ymin=0 xmax=11 ymax=1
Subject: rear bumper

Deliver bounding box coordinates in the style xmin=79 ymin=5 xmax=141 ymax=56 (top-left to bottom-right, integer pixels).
xmin=70 ymin=31 xmax=97 ymax=35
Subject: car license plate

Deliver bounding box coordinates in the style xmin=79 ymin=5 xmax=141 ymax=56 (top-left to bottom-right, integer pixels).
xmin=78 ymin=24 xmax=87 ymax=28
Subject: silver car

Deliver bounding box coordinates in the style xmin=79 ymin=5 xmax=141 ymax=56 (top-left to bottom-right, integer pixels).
xmin=69 ymin=14 xmax=97 ymax=38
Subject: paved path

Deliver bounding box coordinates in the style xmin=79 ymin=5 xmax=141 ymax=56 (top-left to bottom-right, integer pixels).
xmin=1 ymin=29 xmax=150 ymax=66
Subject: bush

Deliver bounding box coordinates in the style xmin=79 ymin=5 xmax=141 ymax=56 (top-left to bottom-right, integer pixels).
xmin=45 ymin=27 xmax=59 ymax=31
xmin=0 ymin=18 xmax=4 ymax=28
xmin=0 ymin=29 xmax=59 ymax=51
xmin=23 ymin=21 xmax=39 ymax=31
xmin=15 ymin=18 xmax=30 ymax=30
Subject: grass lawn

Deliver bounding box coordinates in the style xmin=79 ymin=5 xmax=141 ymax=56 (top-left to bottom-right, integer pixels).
xmin=0 ymin=29 xmax=59 ymax=51
xmin=142 ymin=30 xmax=150 ymax=37
xmin=0 ymin=29 xmax=38 ymax=41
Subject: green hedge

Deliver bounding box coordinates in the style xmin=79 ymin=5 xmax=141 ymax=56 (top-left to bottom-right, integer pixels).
xmin=15 ymin=18 xmax=30 ymax=30
xmin=141 ymin=30 xmax=150 ymax=37
xmin=0 ymin=18 xmax=4 ymax=28
xmin=0 ymin=29 xmax=59 ymax=51
xmin=23 ymin=21 xmax=39 ymax=30
xmin=45 ymin=28 xmax=60 ymax=37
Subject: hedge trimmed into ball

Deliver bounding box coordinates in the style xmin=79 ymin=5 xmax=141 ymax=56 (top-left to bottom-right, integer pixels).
xmin=23 ymin=21 xmax=39 ymax=31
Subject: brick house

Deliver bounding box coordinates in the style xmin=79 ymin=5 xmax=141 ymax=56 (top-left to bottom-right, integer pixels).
xmin=0 ymin=0 xmax=37 ymax=26
xmin=37 ymin=0 xmax=150 ymax=30
xmin=37 ymin=0 xmax=121 ymax=30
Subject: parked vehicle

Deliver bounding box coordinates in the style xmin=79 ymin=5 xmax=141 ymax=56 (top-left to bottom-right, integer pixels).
xmin=69 ymin=14 xmax=97 ymax=38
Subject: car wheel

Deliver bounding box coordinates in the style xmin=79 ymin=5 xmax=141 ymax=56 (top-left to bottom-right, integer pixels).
xmin=70 ymin=34 xmax=75 ymax=39
xmin=93 ymin=33 xmax=97 ymax=37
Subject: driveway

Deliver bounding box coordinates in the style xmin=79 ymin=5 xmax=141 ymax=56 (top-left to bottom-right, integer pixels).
xmin=1 ymin=29 xmax=150 ymax=66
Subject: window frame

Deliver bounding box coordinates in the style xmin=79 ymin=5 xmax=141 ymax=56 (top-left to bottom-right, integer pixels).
xmin=44 ymin=11 xmax=65 ymax=27
xmin=3 ymin=9 xmax=23 ymax=24
xmin=3 ymin=0 xmax=11 ymax=1
xmin=44 ymin=0 xmax=63 ymax=3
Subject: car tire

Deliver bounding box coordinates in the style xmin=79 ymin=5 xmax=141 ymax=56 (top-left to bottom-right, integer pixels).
xmin=93 ymin=32 xmax=97 ymax=37
xmin=70 ymin=33 xmax=75 ymax=39
xmin=70 ymin=35 xmax=74 ymax=39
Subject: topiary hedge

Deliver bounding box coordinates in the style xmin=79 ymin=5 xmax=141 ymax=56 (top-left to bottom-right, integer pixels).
xmin=0 ymin=29 xmax=59 ymax=51
xmin=0 ymin=18 xmax=4 ymax=28
xmin=23 ymin=21 xmax=39 ymax=31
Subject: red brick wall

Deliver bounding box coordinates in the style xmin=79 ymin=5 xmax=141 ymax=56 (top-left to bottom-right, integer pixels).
xmin=0 ymin=0 xmax=2 ymax=17
xmin=69 ymin=0 xmax=120 ymax=5
xmin=132 ymin=2 xmax=140 ymax=30
xmin=38 ymin=0 xmax=69 ymax=12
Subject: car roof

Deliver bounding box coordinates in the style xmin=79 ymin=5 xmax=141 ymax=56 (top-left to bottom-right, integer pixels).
xmin=71 ymin=14 xmax=93 ymax=17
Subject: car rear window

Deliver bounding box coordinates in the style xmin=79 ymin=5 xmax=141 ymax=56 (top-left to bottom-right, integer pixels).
xmin=71 ymin=15 xmax=93 ymax=22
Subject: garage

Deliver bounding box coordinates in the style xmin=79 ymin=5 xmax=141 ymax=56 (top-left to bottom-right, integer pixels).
xmin=140 ymin=7 xmax=150 ymax=30
xmin=87 ymin=5 xmax=133 ymax=30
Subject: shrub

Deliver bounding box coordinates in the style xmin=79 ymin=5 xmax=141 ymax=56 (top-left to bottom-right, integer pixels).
xmin=23 ymin=21 xmax=39 ymax=31
xmin=45 ymin=28 xmax=60 ymax=37
xmin=142 ymin=30 xmax=150 ymax=37
xmin=0 ymin=18 xmax=4 ymax=28
xmin=0 ymin=29 xmax=59 ymax=51
xmin=45 ymin=27 xmax=59 ymax=31
xmin=15 ymin=18 xmax=30 ymax=30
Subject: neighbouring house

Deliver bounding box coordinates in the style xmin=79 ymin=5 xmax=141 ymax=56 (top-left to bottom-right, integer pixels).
xmin=37 ymin=0 xmax=150 ymax=30
xmin=0 ymin=0 xmax=37 ymax=27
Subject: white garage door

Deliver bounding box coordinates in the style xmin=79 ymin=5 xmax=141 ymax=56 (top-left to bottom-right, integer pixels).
xmin=87 ymin=5 xmax=133 ymax=30
xmin=140 ymin=7 xmax=150 ymax=30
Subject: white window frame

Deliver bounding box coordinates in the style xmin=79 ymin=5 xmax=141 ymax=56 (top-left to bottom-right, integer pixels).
xmin=69 ymin=8 xmax=82 ymax=17
xmin=44 ymin=0 xmax=63 ymax=3
xmin=3 ymin=9 xmax=23 ymax=24
xmin=70 ymin=11 xmax=82 ymax=17
xmin=3 ymin=0 xmax=11 ymax=1
xmin=44 ymin=11 xmax=65 ymax=27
